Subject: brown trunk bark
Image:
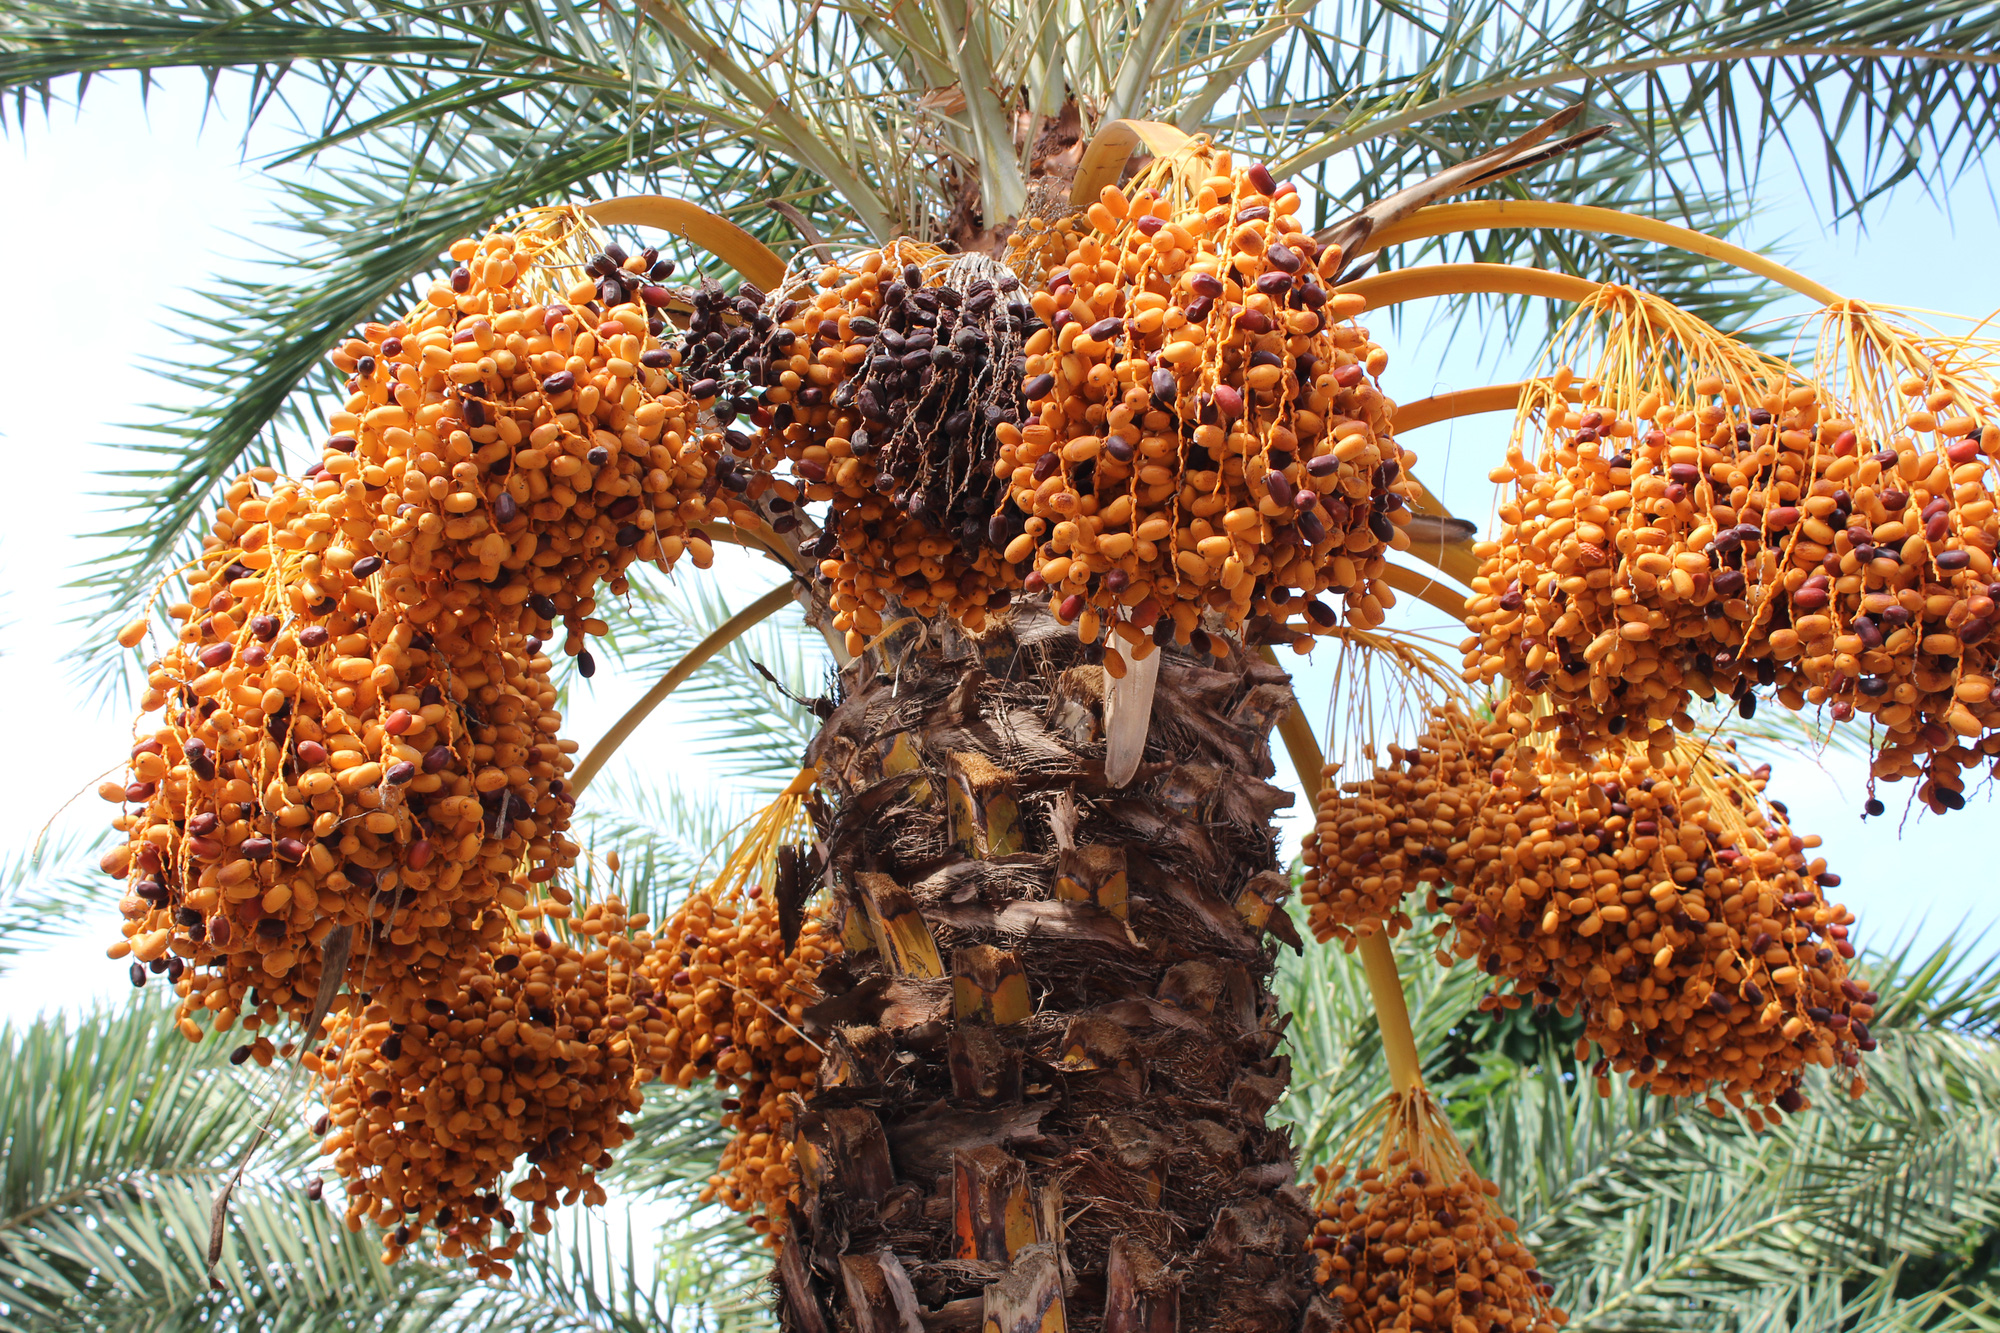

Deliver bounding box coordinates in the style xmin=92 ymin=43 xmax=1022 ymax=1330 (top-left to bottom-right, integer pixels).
xmin=783 ymin=609 xmax=1334 ymax=1333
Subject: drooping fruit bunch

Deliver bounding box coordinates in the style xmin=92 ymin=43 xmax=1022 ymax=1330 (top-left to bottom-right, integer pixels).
xmin=635 ymin=770 xmax=834 ymax=1241
xmin=1310 ymin=1090 xmax=1563 ymax=1333
xmin=1002 ymin=144 xmax=1421 ymax=655
xmin=1431 ymin=733 xmax=1872 ymax=1115
xmin=1301 ymin=702 xmax=1510 ymax=947
xmin=107 ymin=471 xmax=581 ymax=1042
xmin=1297 ymin=630 xmax=1504 ymax=945
xmin=296 ymin=771 xmax=837 ymax=1273
xmin=685 ymin=244 xmax=1039 ymax=650
xmin=641 ymin=884 xmax=832 ymax=1239
xmin=1467 ymin=290 xmax=1827 ymax=760
xmin=821 ymin=252 xmax=1037 ymax=635
xmin=308 ymin=900 xmax=662 ymax=1275
xmin=321 ymin=207 xmax=742 ymax=678
xmin=1789 ymin=303 xmax=2000 ymax=810
xmin=103 ymin=209 xmax=853 ymax=1274
xmin=1468 ymin=289 xmax=2000 ymax=807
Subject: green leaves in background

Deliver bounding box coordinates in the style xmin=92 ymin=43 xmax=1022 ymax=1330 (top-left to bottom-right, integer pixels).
xmin=591 ymin=570 xmax=831 ymax=792
xmin=0 ymin=995 xmax=770 ymax=1332
xmin=0 ymin=829 xmax=110 ymax=977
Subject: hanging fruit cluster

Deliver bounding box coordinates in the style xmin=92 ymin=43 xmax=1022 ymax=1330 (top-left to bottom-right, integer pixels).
xmin=1002 ymin=146 xmax=1422 ymax=657
xmin=296 ymin=778 xmax=837 ymax=1276
xmin=1468 ymin=290 xmax=2000 ymax=810
xmin=682 ymin=245 xmax=1039 ymax=652
xmin=1299 ymin=684 xmax=1873 ymax=1114
xmin=106 ymin=467 xmax=580 ymax=1046
xmin=1300 ymin=703 xmax=1510 ymax=947
xmin=308 ymin=901 xmax=662 ymax=1275
xmin=634 ymin=772 xmax=834 ymax=1241
xmin=98 ymin=207 xmax=783 ymax=1272
xmin=1466 ymin=292 xmax=1824 ymax=759
xmin=639 ymin=878 xmax=831 ymax=1239
xmin=323 ymin=208 xmax=746 ymax=679
xmin=1429 ymin=730 xmax=1872 ymax=1115
xmin=1793 ymin=304 xmax=2000 ymax=810
xmin=825 ymin=253 xmax=1035 ymax=635
xmin=1310 ymin=1091 xmax=1563 ymax=1333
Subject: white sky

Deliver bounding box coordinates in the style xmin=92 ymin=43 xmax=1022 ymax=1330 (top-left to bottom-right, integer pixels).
xmin=1 ymin=71 xmax=1995 ymax=1030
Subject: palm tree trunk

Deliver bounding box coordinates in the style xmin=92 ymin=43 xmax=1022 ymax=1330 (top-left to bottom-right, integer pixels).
xmin=781 ymin=607 xmax=1335 ymax=1333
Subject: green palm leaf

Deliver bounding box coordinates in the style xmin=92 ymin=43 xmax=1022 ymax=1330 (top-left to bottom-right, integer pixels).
xmin=0 ymin=995 xmax=768 ymax=1330
xmin=0 ymin=827 xmax=110 ymax=977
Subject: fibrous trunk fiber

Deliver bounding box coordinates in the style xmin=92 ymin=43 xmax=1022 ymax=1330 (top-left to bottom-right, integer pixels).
xmin=779 ymin=609 xmax=1335 ymax=1333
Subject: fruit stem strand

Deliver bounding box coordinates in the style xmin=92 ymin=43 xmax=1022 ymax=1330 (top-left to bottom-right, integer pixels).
xmin=572 ymin=582 xmax=796 ymax=796
xmin=1354 ymin=200 xmax=1842 ymax=306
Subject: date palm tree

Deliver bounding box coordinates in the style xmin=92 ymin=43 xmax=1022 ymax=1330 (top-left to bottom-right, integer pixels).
xmin=4 ymin=1 xmax=2000 ymax=1330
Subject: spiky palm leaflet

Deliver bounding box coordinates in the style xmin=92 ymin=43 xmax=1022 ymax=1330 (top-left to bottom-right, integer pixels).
xmin=0 ymin=865 xmax=773 ymax=1331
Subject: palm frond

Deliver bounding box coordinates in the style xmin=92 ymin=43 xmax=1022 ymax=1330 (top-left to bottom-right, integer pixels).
xmin=571 ymin=772 xmax=765 ymax=925
xmin=1222 ymin=3 xmax=2000 ymax=335
xmin=453 ymin=1200 xmax=765 ymax=1333
xmin=0 ymin=993 xmax=768 ymax=1331
xmin=1472 ymin=1021 xmax=2000 ymax=1328
xmin=0 ymin=995 xmax=421 ymax=1329
xmin=1235 ymin=0 xmax=2000 ymax=223
xmin=1861 ymin=926 xmax=2000 ymax=1036
xmin=0 ymin=826 xmax=110 ymax=976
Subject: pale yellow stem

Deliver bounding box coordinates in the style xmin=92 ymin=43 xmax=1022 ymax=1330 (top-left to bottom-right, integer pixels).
xmin=584 ymin=195 xmax=789 ymax=292
xmin=1398 ymin=511 xmax=1484 ymax=588
xmin=693 ymin=517 xmax=807 ymax=573
xmin=571 ymin=582 xmax=797 ymax=796
xmin=1388 ymin=382 xmax=1539 ymax=586
xmin=1261 ymin=648 xmax=1426 ymax=1095
xmin=1358 ymin=935 xmax=1425 ymax=1095
xmin=1395 ymin=382 xmax=1532 ymax=434
xmin=1341 ymin=262 xmax=1604 ymax=310
xmin=1378 ymin=563 xmax=1469 ymax=623
xmin=1352 ymin=200 xmax=1842 ymax=306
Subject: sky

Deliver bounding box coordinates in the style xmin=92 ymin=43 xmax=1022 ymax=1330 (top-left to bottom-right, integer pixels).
xmin=1 ymin=70 xmax=1995 ymax=1031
